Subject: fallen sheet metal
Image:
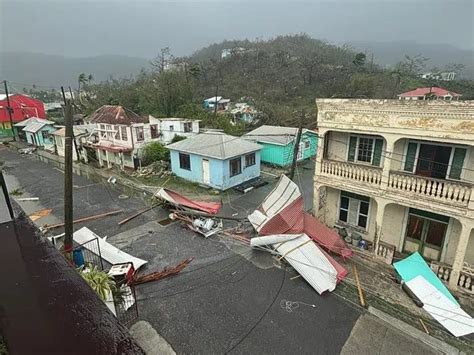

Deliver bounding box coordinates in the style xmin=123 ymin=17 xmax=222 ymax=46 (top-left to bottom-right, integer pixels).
xmin=251 ymin=234 xmax=338 ymax=294
xmin=29 ymin=208 xmax=53 ymax=221
xmin=394 ymin=252 xmax=458 ymax=306
xmin=406 ymin=276 xmax=473 ymax=337
xmin=73 ymin=227 xmax=147 ymax=270
xmin=155 ymin=188 xmax=222 ymax=214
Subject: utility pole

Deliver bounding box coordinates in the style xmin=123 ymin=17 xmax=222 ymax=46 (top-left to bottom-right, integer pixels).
xmin=62 ymin=86 xmax=74 ymax=259
xmin=3 ymin=81 xmax=16 ymax=141
xmin=289 ymin=109 xmax=304 ymax=181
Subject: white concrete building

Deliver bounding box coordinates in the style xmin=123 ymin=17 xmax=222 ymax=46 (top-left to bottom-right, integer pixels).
xmin=314 ymin=99 xmax=474 ymax=293
xmin=51 ymin=125 xmax=95 ymax=162
xmin=87 ymin=105 xmax=161 ymax=170
xmin=153 ymin=117 xmax=200 ymax=144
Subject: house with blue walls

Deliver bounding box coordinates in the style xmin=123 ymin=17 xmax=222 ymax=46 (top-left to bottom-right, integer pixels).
xmin=167 ymin=132 xmax=262 ymax=190
xmin=14 ymin=117 xmax=56 ymax=149
xmin=243 ymin=125 xmax=318 ymax=167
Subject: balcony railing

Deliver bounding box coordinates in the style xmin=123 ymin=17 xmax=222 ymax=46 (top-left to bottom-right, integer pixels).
xmin=388 ymin=171 xmax=472 ymax=207
xmin=320 ymin=160 xmax=382 ymax=186
xmin=431 ymin=261 xmax=473 ymax=294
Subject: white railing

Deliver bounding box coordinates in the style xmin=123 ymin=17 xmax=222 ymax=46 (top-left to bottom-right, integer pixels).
xmin=320 ymin=160 xmax=382 ymax=186
xmin=388 ymin=172 xmax=472 ymax=206
xmin=431 ymin=261 xmax=473 ymax=294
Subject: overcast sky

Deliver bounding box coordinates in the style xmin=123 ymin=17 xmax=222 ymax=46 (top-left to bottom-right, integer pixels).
xmin=1 ymin=0 xmax=473 ymax=58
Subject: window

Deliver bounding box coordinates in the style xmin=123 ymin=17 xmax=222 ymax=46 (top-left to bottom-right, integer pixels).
xmin=150 ymin=124 xmax=159 ymax=138
xmin=338 ymin=191 xmax=370 ymax=229
xmin=42 ymin=131 xmax=50 ymax=140
xmin=304 ymin=140 xmax=310 ymax=149
xmin=120 ymin=126 xmax=128 ymax=141
xmin=135 ymin=127 xmax=144 ymax=141
xmin=245 ymin=153 xmax=256 ymax=167
xmin=184 ymin=122 xmax=192 ymax=133
xmin=179 ymin=153 xmax=191 ymax=170
xmin=169 ymin=125 xmax=174 ymax=132
xmin=347 ymin=135 xmax=383 ymax=167
xmin=230 ymin=157 xmax=242 ymax=177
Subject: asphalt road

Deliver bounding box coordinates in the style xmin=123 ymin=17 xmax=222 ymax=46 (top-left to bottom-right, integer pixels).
xmin=1 ymin=147 xmax=439 ymax=355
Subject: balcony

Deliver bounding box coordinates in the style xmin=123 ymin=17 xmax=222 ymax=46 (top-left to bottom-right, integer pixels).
xmin=388 ymin=171 xmax=472 ymax=207
xmin=320 ymin=159 xmax=382 ymax=187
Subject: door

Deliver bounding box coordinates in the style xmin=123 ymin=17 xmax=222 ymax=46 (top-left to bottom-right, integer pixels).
xmin=403 ymin=211 xmax=448 ymax=261
xmin=202 ymin=159 xmax=210 ymax=184
xmin=416 ymin=144 xmax=451 ymax=179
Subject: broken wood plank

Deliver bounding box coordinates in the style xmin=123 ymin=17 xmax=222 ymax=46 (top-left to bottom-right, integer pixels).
xmin=29 ymin=208 xmax=53 ymax=221
xmin=352 ymin=265 xmax=366 ymax=307
xmin=16 ymin=197 xmax=39 ymax=201
xmin=419 ymin=318 xmax=430 ymax=335
xmin=290 ymin=275 xmax=301 ymax=280
xmin=118 ymin=203 xmax=161 ymax=226
xmin=43 ymin=210 xmax=123 ymax=230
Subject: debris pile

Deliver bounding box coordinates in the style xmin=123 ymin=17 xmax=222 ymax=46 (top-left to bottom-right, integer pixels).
xmin=131 ymin=258 xmax=193 ymax=285
xmin=132 ymin=161 xmax=171 ymax=178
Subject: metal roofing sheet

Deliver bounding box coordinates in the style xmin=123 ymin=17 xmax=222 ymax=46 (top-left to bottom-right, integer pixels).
xmin=243 ymin=125 xmax=317 ymax=146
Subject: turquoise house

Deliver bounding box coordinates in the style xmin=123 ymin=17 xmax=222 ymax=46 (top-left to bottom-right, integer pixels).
xmin=14 ymin=117 xmax=56 ymax=148
xmin=167 ymin=132 xmax=262 ymax=190
xmin=243 ymin=125 xmax=318 ymax=167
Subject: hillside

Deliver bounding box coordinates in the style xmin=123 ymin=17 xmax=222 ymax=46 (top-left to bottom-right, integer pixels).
xmin=0 ymin=52 xmax=150 ymax=89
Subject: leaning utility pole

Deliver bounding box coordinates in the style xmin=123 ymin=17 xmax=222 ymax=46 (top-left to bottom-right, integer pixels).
xmin=62 ymin=87 xmax=74 ymax=258
xmin=289 ymin=109 xmax=304 ymax=181
xmin=3 ymin=81 xmax=16 ymax=141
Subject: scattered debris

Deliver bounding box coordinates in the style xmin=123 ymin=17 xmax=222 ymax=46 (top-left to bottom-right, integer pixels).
xmin=43 ymin=209 xmax=123 ymax=230
xmin=16 ymin=197 xmax=39 ymax=201
xmin=419 ymin=318 xmax=430 ymax=335
xmin=73 ymin=227 xmax=147 ymax=270
xmin=9 ymin=188 xmax=23 ymax=196
xmin=233 ymin=177 xmax=267 ymax=193
xmin=156 ymin=187 xmax=222 ymax=214
xmin=171 ymin=212 xmax=223 ymax=238
xmin=131 ymin=161 xmax=171 ymax=178
xmin=29 ymin=208 xmax=53 ymax=222
xmin=107 ymin=176 xmax=116 ymax=184
xmin=18 ymin=147 xmax=36 ymax=154
xmin=118 ymin=204 xmax=160 ymax=226
xmin=352 ymin=265 xmax=366 ymax=307
xmin=131 ymin=258 xmax=193 ymax=285
xmin=118 ymin=194 xmax=129 ymax=200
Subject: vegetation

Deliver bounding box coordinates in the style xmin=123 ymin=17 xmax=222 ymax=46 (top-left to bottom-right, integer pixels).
xmin=170 ymin=134 xmax=187 ymax=144
xmin=80 ymin=266 xmax=116 ymax=301
xmin=141 ymin=142 xmax=169 ymax=166
xmin=77 ymin=34 xmax=474 ymax=129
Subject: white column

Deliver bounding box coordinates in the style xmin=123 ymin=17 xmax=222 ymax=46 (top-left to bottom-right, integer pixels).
xmin=449 ymin=221 xmax=472 ymax=289
xmin=374 ymin=198 xmax=388 ymax=253
xmin=380 ymin=136 xmax=396 ymax=191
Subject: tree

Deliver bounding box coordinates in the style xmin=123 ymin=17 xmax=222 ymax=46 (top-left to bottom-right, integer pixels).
xmin=78 ymin=73 xmax=87 ymax=92
xmin=141 ymin=141 xmax=169 ymax=165
xmin=353 ymin=52 xmax=366 ymax=67
xmin=151 ymin=47 xmax=173 ymax=73
xmin=170 ymin=134 xmax=187 ymax=143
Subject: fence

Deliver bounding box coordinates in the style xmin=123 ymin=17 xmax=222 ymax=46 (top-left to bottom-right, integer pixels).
xmin=73 ymin=237 xmax=104 ymax=271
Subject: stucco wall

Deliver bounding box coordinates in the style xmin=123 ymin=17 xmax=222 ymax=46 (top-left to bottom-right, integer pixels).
xmin=380 ymin=204 xmax=407 ymax=248
xmin=326 ymin=131 xmax=347 ymax=161
xmin=54 ymin=136 xmax=78 ymax=161
xmin=160 ymin=120 xmax=199 ymax=144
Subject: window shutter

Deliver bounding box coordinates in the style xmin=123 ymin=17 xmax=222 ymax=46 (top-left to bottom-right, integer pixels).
xmin=347 ymin=136 xmax=357 ymax=162
xmin=372 ymin=139 xmax=383 ymax=166
xmin=449 ymin=148 xmax=466 ymax=180
xmin=404 ymin=142 xmax=418 ymax=172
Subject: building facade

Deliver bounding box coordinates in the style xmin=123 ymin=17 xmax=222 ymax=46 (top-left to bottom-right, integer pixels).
xmin=156 ymin=117 xmax=200 ymax=144
xmin=0 ymin=94 xmax=46 ymax=138
xmin=167 ymin=132 xmax=262 ymax=190
xmin=313 ymin=99 xmax=474 ymax=293
xmin=244 ymin=125 xmax=318 ymax=167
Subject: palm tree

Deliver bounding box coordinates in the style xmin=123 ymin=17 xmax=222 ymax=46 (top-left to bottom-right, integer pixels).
xmin=87 ymin=74 xmax=94 ymax=83
xmin=78 ymin=73 xmax=87 ymax=93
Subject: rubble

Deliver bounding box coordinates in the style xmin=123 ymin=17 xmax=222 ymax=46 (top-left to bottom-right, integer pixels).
xmin=132 ymin=161 xmax=171 ymax=178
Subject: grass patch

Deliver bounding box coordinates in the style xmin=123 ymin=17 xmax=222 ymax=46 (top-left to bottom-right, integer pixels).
xmin=9 ymin=188 xmax=23 ymax=196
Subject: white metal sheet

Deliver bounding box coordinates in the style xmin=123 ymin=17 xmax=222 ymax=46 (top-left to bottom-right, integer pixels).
xmin=406 ymin=276 xmax=474 ymax=337
xmin=74 ymin=227 xmax=148 ymax=270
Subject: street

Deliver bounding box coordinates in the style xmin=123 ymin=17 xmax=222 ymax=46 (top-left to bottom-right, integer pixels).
xmin=1 ymin=147 xmax=441 ymax=354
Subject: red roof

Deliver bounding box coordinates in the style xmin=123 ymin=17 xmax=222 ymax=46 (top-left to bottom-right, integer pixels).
xmin=0 ymin=94 xmax=46 ymax=123
xmin=398 ymin=87 xmax=461 ymax=98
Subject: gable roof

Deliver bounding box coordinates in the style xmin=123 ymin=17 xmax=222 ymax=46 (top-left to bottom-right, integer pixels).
xmin=167 ymin=132 xmax=261 ymax=160
xmin=14 ymin=117 xmax=54 ymax=127
xmin=88 ymin=105 xmax=148 ymax=125
xmin=398 ymin=87 xmax=461 ymax=98
xmin=243 ymin=125 xmax=317 ymax=146
xmin=23 ymin=121 xmax=55 ymax=133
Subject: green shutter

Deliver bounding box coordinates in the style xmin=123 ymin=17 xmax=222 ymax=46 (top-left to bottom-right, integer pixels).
xmin=348 ymin=136 xmax=357 ymax=162
xmin=372 ymin=139 xmax=383 ymax=166
xmin=449 ymin=148 xmax=466 ymax=180
xmin=404 ymin=142 xmax=418 ymax=172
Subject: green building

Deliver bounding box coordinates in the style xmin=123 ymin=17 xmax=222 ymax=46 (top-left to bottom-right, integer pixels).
xmin=243 ymin=125 xmax=318 ymax=167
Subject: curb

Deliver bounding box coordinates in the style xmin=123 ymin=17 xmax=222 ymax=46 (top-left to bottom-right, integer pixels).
xmin=368 ymin=306 xmax=462 ymax=355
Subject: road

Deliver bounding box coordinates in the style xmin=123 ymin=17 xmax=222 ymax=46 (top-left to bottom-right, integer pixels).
xmin=1 ymin=147 xmax=440 ymax=354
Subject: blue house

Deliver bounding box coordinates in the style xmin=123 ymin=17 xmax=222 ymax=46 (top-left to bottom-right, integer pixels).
xmin=14 ymin=117 xmax=56 ymax=148
xmin=167 ymin=132 xmax=262 ymax=190
xmin=243 ymin=125 xmax=318 ymax=167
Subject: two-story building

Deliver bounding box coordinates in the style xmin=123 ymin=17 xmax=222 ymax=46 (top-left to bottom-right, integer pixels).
xmin=313 ymin=99 xmax=474 ymax=293
xmin=87 ymin=105 xmax=161 ymax=170
xmin=155 ymin=117 xmax=200 ymax=144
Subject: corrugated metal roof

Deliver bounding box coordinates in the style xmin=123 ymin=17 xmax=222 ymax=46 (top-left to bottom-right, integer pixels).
xmin=398 ymin=87 xmax=461 ymax=97
xmin=87 ymin=105 xmax=148 ymax=125
xmin=14 ymin=117 xmax=54 ymax=127
xmin=243 ymin=125 xmax=317 ymax=146
xmin=23 ymin=121 xmax=54 ymax=133
xmin=167 ymin=132 xmax=261 ymax=160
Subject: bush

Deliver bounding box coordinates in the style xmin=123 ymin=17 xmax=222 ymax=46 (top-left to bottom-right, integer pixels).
xmin=142 ymin=141 xmax=169 ymax=165
xmin=171 ymin=134 xmax=187 ymax=143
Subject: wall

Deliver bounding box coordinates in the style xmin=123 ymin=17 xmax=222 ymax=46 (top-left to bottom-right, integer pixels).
xmin=326 ymin=131 xmax=348 ymax=161
xmin=160 ymin=120 xmax=199 ymax=144
xmin=380 ymin=204 xmax=407 ymax=247
xmin=259 ymin=133 xmax=317 ymax=167
xmin=0 ymin=122 xmax=13 ymax=137
xmin=170 ymin=150 xmax=260 ymax=190
xmin=54 ymin=136 xmax=79 ymax=161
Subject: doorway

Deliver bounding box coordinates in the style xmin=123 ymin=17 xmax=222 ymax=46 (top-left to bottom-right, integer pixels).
xmin=403 ymin=208 xmax=449 ymax=261
xmin=416 ymin=144 xmax=451 ymax=179
xmin=202 ymin=159 xmax=210 ymax=184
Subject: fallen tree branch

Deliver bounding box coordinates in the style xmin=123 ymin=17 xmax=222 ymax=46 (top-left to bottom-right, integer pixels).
xmin=43 ymin=209 xmax=123 ymax=230
xmin=131 ymin=258 xmax=193 ymax=285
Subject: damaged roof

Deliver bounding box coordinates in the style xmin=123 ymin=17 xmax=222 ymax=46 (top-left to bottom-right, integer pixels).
xmin=167 ymin=131 xmax=261 ymax=160
xmin=243 ymin=125 xmax=317 ymax=146
xmin=88 ymin=105 xmax=148 ymax=125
